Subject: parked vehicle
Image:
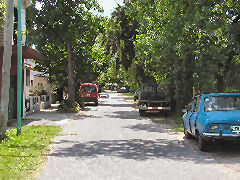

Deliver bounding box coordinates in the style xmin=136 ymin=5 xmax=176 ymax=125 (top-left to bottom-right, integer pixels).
xmin=183 ymin=93 xmax=240 ymax=151
xmin=79 ymin=83 xmax=99 ymax=105
xmin=138 ymin=82 xmax=171 ymax=116
xmin=134 ymin=89 xmax=140 ymax=101
xmin=117 ymin=87 xmax=129 ymax=93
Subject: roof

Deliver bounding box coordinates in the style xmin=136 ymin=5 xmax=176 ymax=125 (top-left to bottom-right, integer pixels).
xmin=200 ymin=93 xmax=240 ymax=97
xmin=80 ymin=83 xmax=97 ymax=86
xmin=11 ymin=45 xmax=44 ymax=60
xmin=0 ymin=45 xmax=44 ymax=60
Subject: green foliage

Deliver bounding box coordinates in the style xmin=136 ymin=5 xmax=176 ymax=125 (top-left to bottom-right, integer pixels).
xmin=75 ymin=91 xmax=85 ymax=108
xmin=0 ymin=0 xmax=5 ymax=28
xmin=120 ymin=92 xmax=134 ymax=97
xmin=125 ymin=0 xmax=240 ymax=110
xmin=0 ymin=125 xmax=61 ymax=179
xmin=171 ymin=114 xmax=184 ymax=133
xmin=57 ymin=100 xmax=81 ymax=113
xmin=28 ymin=0 xmax=105 ymax=102
xmin=28 ymin=0 xmax=240 ymax=111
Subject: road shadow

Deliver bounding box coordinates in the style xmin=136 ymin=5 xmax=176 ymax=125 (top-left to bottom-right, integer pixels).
xmin=100 ymin=103 xmax=134 ymax=108
xmin=8 ymin=105 xmax=83 ymax=129
xmin=124 ymin=123 xmax=166 ymax=133
xmin=104 ymin=110 xmax=141 ymax=120
xmin=184 ymin=138 xmax=240 ymax=155
xmin=49 ymin=138 xmax=220 ymax=164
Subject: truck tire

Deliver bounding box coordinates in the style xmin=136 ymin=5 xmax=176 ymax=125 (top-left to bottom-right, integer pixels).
xmin=139 ymin=109 xmax=145 ymax=116
xmin=184 ymin=128 xmax=192 ymax=139
xmin=198 ymin=135 xmax=208 ymax=152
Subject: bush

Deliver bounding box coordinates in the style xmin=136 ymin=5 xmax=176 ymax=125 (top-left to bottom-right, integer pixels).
xmin=75 ymin=91 xmax=85 ymax=108
xmin=57 ymin=100 xmax=81 ymax=113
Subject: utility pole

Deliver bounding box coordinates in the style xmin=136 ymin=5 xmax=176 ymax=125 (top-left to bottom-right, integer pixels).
xmin=0 ymin=0 xmax=14 ymax=140
xmin=17 ymin=0 xmax=22 ymax=135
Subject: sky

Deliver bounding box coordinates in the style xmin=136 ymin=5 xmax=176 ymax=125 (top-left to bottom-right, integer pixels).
xmin=36 ymin=0 xmax=124 ymax=17
xmin=94 ymin=0 xmax=124 ymax=17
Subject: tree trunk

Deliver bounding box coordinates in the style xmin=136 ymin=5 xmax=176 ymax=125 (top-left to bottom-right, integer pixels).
xmin=216 ymin=63 xmax=224 ymax=92
xmin=184 ymin=51 xmax=194 ymax=104
xmin=56 ymin=86 xmax=64 ymax=102
xmin=0 ymin=0 xmax=14 ymax=140
xmin=67 ymin=42 xmax=75 ymax=103
xmin=175 ymin=48 xmax=194 ymax=112
xmin=223 ymin=50 xmax=235 ymax=90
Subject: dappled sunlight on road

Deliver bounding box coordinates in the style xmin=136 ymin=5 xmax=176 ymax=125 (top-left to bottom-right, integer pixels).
xmin=50 ymin=138 xmax=215 ymax=164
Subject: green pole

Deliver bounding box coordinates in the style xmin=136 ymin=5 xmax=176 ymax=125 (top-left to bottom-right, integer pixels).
xmin=17 ymin=0 xmax=22 ymax=135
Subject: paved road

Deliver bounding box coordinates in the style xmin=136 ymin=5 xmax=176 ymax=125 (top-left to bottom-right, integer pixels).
xmin=35 ymin=91 xmax=240 ymax=180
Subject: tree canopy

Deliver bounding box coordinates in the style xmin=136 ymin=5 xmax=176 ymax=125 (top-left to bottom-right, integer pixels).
xmin=28 ymin=0 xmax=105 ymax=102
xmin=0 ymin=1 xmax=5 ymax=28
xmin=99 ymin=0 xmax=240 ymax=110
xmin=29 ymin=0 xmax=240 ymax=111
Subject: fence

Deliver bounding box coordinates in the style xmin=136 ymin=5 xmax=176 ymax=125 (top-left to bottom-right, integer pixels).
xmin=25 ymin=95 xmax=50 ymax=115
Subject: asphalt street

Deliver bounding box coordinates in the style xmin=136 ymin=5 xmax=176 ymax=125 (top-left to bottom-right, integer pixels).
xmin=33 ymin=91 xmax=240 ymax=180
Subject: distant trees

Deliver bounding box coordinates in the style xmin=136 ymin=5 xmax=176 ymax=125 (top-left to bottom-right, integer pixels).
xmin=97 ymin=4 xmax=141 ymax=90
xmin=100 ymin=0 xmax=240 ymax=111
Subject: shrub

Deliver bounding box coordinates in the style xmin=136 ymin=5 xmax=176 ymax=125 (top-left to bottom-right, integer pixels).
xmin=75 ymin=91 xmax=85 ymax=108
xmin=57 ymin=100 xmax=81 ymax=113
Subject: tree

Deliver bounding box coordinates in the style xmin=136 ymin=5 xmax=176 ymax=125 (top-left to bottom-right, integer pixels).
xmin=29 ymin=0 xmax=103 ymax=103
xmin=125 ymin=0 xmax=240 ymax=110
xmin=0 ymin=1 xmax=5 ymax=26
xmin=101 ymin=3 xmax=141 ymax=89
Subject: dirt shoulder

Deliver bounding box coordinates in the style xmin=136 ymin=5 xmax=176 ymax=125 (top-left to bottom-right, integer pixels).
xmin=120 ymin=95 xmax=183 ymax=135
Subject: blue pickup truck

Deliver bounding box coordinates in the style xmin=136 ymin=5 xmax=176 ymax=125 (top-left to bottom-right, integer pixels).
xmin=183 ymin=93 xmax=240 ymax=151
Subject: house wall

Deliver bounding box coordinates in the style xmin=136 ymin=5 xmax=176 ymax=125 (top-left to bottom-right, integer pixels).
xmin=26 ymin=75 xmax=53 ymax=103
xmin=33 ymin=75 xmax=48 ymax=87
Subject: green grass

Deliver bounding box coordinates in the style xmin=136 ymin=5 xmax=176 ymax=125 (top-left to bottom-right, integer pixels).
xmin=120 ymin=93 xmax=134 ymax=97
xmin=170 ymin=114 xmax=184 ymax=132
xmin=0 ymin=125 xmax=61 ymax=180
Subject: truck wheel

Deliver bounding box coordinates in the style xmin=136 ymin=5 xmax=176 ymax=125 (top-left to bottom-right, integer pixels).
xmin=198 ymin=135 xmax=208 ymax=152
xmin=184 ymin=128 xmax=192 ymax=139
xmin=139 ymin=109 xmax=145 ymax=116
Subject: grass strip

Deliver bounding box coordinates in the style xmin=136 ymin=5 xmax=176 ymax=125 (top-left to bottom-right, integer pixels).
xmin=0 ymin=125 xmax=61 ymax=180
xmin=120 ymin=93 xmax=134 ymax=97
xmin=171 ymin=114 xmax=184 ymax=132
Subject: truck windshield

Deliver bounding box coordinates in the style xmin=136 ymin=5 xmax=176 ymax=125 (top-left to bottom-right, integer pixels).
xmin=142 ymin=85 xmax=156 ymax=93
xmin=204 ymin=95 xmax=240 ymax=111
xmin=142 ymin=85 xmax=163 ymax=93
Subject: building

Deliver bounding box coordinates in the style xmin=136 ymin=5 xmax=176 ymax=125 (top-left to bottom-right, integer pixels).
xmin=0 ymin=0 xmax=49 ymax=120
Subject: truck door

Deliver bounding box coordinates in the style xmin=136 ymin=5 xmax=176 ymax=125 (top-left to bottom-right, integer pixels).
xmin=183 ymin=100 xmax=194 ymax=132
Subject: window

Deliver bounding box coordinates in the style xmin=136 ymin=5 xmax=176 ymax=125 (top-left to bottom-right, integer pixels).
xmin=81 ymin=85 xmax=97 ymax=92
xmin=204 ymin=95 xmax=240 ymax=111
